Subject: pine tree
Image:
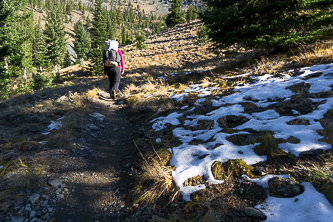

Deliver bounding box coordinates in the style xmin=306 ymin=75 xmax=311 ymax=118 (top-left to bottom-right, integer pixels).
xmin=135 ymin=32 xmax=146 ymax=49
xmin=116 ymin=6 xmax=123 ymax=25
xmin=165 ymin=0 xmax=185 ymax=27
xmin=74 ymin=21 xmax=91 ymax=62
xmin=201 ymin=0 xmax=333 ymax=52
xmin=86 ymin=15 xmax=91 ymax=27
xmin=20 ymin=12 xmax=34 ymax=82
xmin=87 ymin=0 xmax=107 ymax=75
xmin=63 ymin=49 xmax=72 ymax=67
xmin=33 ymin=20 xmax=48 ymax=70
xmin=0 ymin=0 xmax=30 ymax=98
xmin=78 ymin=1 xmax=82 ymax=11
xmin=44 ymin=1 xmax=67 ymax=70
xmin=186 ymin=5 xmax=195 ymax=23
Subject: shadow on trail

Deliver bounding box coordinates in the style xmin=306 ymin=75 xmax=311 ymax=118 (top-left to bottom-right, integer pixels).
xmin=0 ymin=75 xmax=140 ymax=222
xmin=53 ymin=104 xmax=139 ymax=222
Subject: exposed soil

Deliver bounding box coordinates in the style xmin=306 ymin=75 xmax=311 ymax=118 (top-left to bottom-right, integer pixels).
xmin=0 ymin=77 xmax=152 ymax=222
xmin=52 ymin=99 xmax=138 ymax=221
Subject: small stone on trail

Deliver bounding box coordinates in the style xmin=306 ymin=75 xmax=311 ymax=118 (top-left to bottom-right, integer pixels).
xmin=10 ymin=216 xmax=26 ymax=222
xmin=29 ymin=194 xmax=40 ymax=204
xmin=48 ymin=179 xmax=63 ymax=188
xmin=89 ymin=124 xmax=100 ymax=131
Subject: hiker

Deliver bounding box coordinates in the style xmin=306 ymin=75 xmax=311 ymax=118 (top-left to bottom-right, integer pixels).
xmin=103 ymin=40 xmax=124 ymax=99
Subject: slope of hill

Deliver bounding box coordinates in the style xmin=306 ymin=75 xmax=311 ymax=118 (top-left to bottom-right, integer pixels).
xmin=124 ymin=20 xmax=218 ymax=73
xmin=1 ymin=17 xmax=333 ymax=222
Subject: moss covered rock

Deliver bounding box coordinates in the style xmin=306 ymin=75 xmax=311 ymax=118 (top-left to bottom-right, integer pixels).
xmin=268 ymin=177 xmax=303 ymax=197
xmin=212 ymin=159 xmax=256 ymax=180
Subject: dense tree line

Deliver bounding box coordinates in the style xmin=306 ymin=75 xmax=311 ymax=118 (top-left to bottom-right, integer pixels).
xmin=0 ymin=0 xmax=167 ymax=98
xmin=200 ymin=0 xmax=333 ymax=53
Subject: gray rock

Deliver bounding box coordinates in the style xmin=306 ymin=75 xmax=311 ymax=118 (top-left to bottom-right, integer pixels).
xmin=287 ymin=118 xmax=310 ymax=125
xmin=30 ymin=211 xmax=36 ymax=218
xmin=244 ymin=207 xmax=267 ymax=220
xmin=55 ymin=188 xmax=62 ymax=194
xmin=268 ymin=177 xmax=303 ymax=197
xmin=48 ymin=179 xmax=63 ymax=188
xmin=11 ymin=216 xmax=26 ymax=222
xmin=88 ymin=124 xmax=100 ymax=131
xmin=29 ymin=194 xmax=40 ymax=204
xmin=90 ymin=112 xmax=105 ymax=122
xmin=56 ymin=95 xmax=67 ymax=102
xmin=25 ymin=204 xmax=32 ymax=212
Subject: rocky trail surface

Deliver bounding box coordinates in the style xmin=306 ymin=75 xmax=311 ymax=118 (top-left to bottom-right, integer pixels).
xmin=0 ymin=78 xmax=151 ymax=222
xmin=52 ymin=98 xmax=138 ymax=221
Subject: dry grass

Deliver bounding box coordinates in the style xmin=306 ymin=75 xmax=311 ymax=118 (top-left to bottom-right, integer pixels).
xmin=124 ymin=79 xmax=179 ymax=114
xmin=291 ymin=42 xmax=333 ymax=66
xmin=0 ymin=158 xmax=45 ymax=201
xmin=133 ymin=143 xmax=179 ymax=208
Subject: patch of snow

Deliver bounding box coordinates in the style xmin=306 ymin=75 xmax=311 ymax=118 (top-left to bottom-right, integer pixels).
xmin=151 ymin=112 xmax=183 ymax=131
xmin=256 ymin=182 xmax=333 ymax=222
xmin=152 ymin=62 xmax=333 ymax=205
xmin=180 ymin=184 xmax=206 ymax=201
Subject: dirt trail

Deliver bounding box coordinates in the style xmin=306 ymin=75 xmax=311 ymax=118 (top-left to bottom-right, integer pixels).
xmin=52 ymin=92 xmax=140 ymax=221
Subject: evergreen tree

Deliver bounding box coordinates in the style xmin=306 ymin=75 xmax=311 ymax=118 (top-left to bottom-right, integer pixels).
xmin=66 ymin=3 xmax=73 ymax=15
xmin=87 ymin=0 xmax=107 ymax=75
xmin=33 ymin=20 xmax=48 ymax=70
xmin=0 ymin=0 xmax=30 ymax=98
xmin=86 ymin=15 xmax=91 ymax=27
xmin=116 ymin=6 xmax=123 ymax=25
xmin=135 ymin=32 xmax=146 ymax=49
xmin=186 ymin=5 xmax=195 ymax=23
xmin=20 ymin=13 xmax=34 ymax=82
xmin=165 ymin=0 xmax=185 ymax=27
xmin=44 ymin=1 xmax=67 ymax=70
xmin=78 ymin=1 xmax=82 ymax=11
xmin=74 ymin=21 xmax=91 ymax=62
xmin=120 ymin=26 xmax=127 ymax=46
xmin=201 ymin=0 xmax=333 ymax=52
xmin=196 ymin=24 xmax=210 ymax=46
xmin=63 ymin=49 xmax=72 ymax=67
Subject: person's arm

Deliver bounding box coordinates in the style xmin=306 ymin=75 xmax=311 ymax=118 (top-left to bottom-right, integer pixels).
xmin=118 ymin=49 xmax=124 ymax=75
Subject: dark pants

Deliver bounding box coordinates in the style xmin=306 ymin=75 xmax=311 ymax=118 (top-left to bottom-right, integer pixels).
xmin=106 ymin=67 xmax=121 ymax=93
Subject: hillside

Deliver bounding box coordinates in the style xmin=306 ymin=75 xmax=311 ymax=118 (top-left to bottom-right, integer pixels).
xmin=1 ymin=19 xmax=333 ymax=222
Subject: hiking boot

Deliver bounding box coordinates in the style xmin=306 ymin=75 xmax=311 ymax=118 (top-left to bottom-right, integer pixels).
xmin=110 ymin=90 xmax=116 ymax=99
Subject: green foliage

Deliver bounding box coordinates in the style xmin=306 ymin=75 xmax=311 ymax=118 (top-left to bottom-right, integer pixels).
xmin=165 ymin=0 xmax=186 ymax=27
xmin=44 ymin=1 xmax=67 ymax=68
xmin=74 ymin=21 xmax=91 ymax=62
xmin=201 ymin=0 xmax=333 ymax=52
xmin=196 ymin=24 xmax=210 ymax=46
xmin=0 ymin=0 xmax=31 ymax=99
xmin=212 ymin=159 xmax=256 ymax=180
xmin=87 ymin=0 xmax=107 ymax=76
xmin=86 ymin=15 xmax=91 ymax=27
xmin=253 ymin=132 xmax=286 ymax=161
xmin=63 ymin=49 xmax=72 ymax=68
xmin=29 ymin=73 xmax=53 ymax=90
xmin=33 ymin=21 xmax=48 ymax=69
xmin=135 ymin=32 xmax=147 ymax=50
xmin=186 ymin=5 xmax=196 ymax=23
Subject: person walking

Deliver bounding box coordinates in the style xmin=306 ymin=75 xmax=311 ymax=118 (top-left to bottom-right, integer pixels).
xmin=103 ymin=40 xmax=124 ymax=100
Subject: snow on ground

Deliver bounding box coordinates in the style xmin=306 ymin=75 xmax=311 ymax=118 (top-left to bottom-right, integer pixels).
xmin=150 ymin=63 xmax=333 ymax=220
